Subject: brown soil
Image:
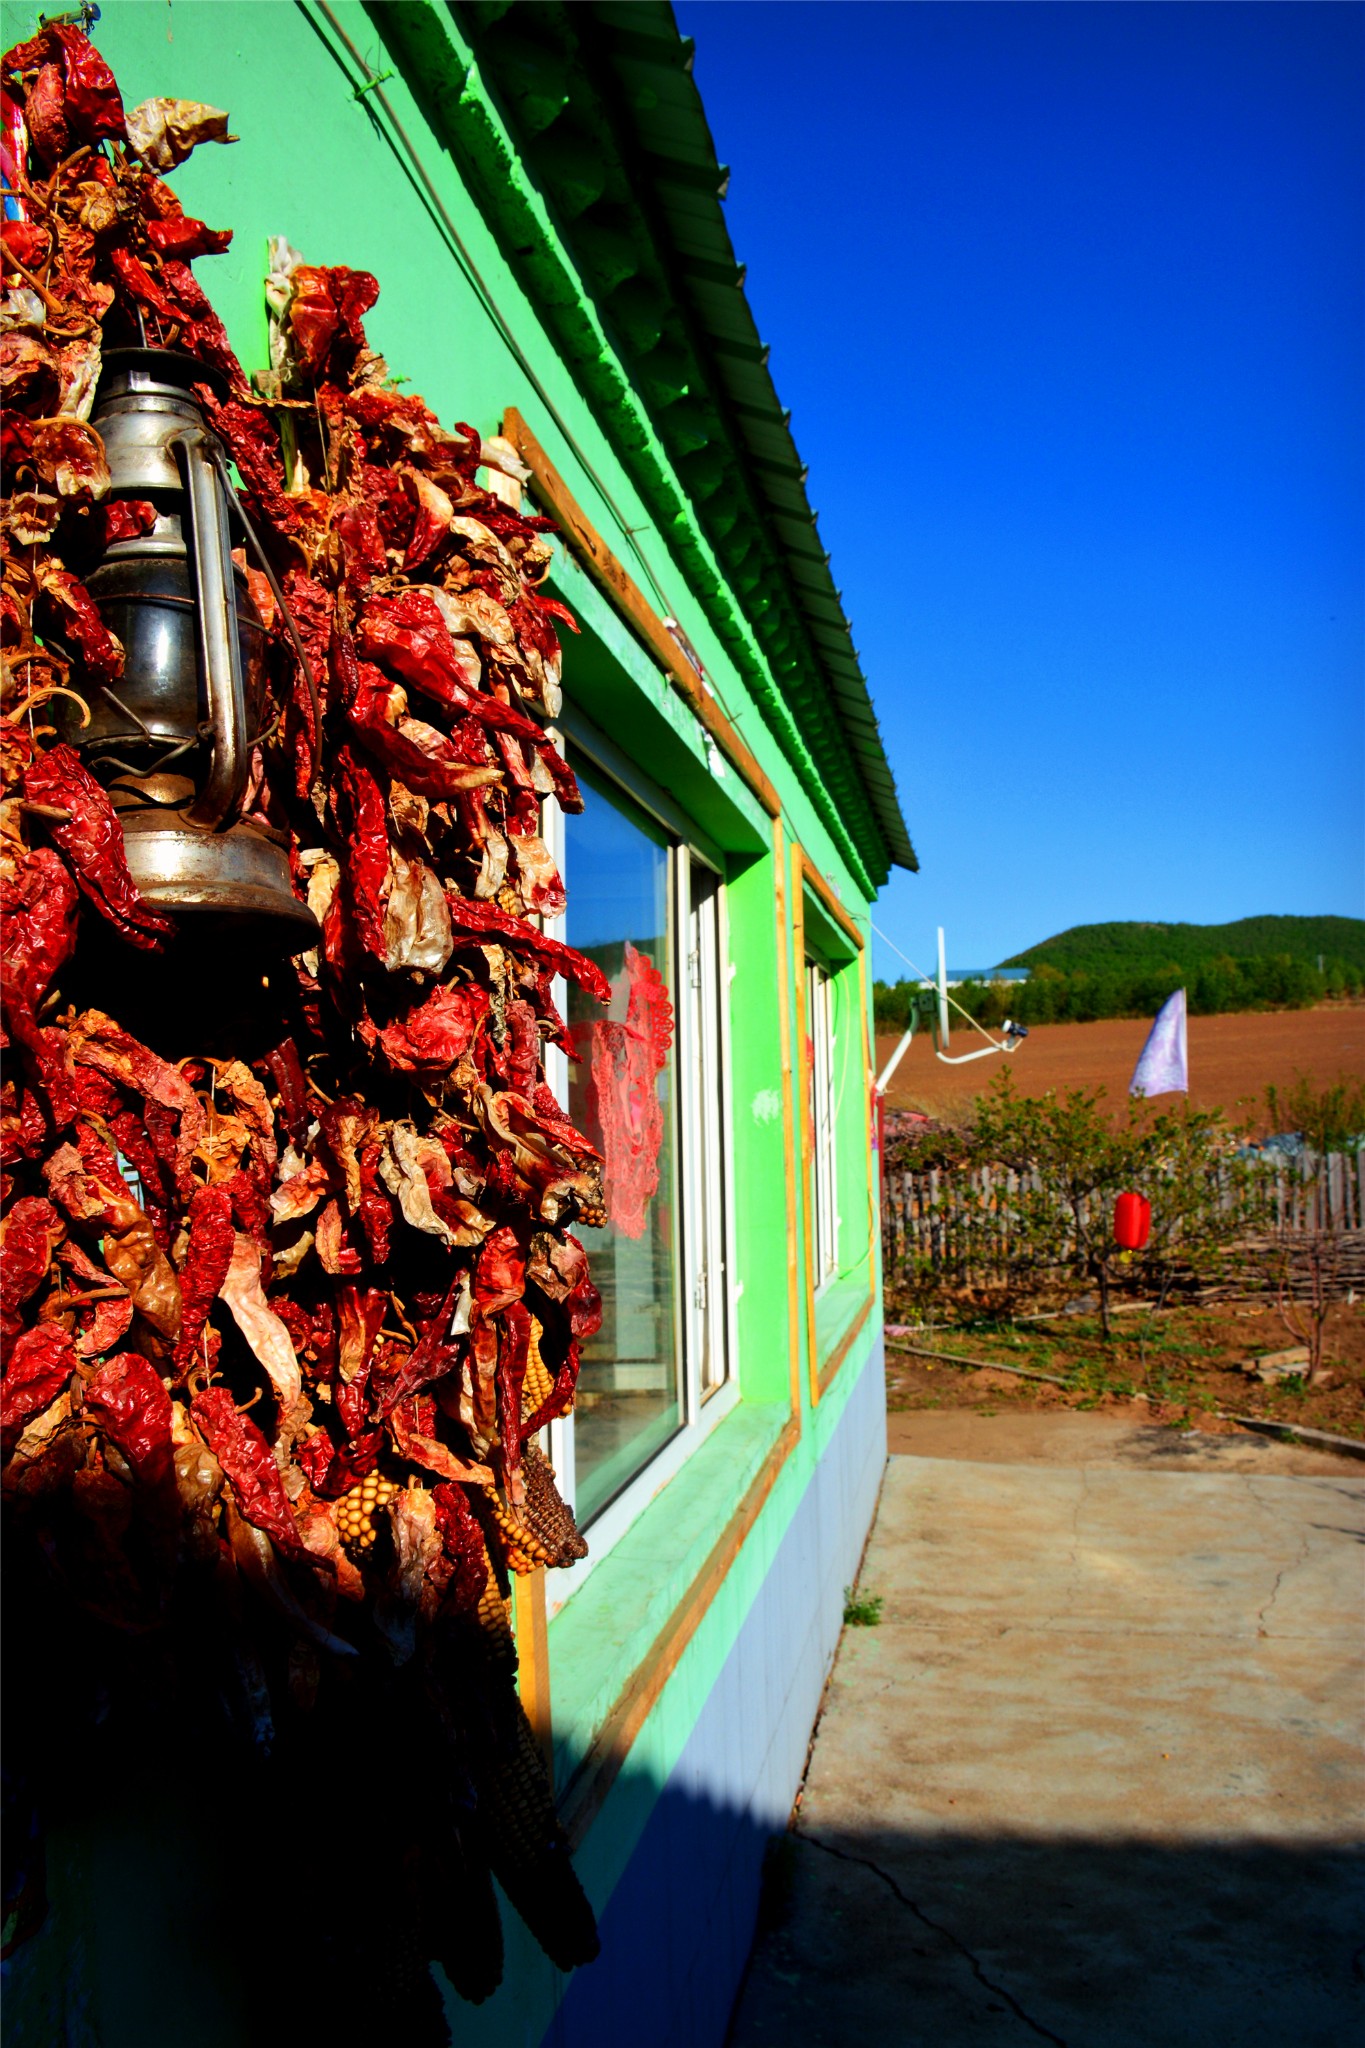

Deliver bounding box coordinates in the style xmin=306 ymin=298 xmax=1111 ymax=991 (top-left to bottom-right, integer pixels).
xmin=884 ymin=1300 xmax=1365 ymax=1442
xmin=884 ymin=1406 xmax=1362 ymax=1473
xmin=877 ymin=1003 xmax=1365 ymax=1132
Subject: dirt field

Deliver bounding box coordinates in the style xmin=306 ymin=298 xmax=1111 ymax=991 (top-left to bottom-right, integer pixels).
xmin=882 ymin=1301 xmax=1365 ymax=1445
xmin=877 ymin=1002 xmax=1365 ymax=1130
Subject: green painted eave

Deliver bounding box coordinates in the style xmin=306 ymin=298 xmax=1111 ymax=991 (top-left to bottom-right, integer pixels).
xmin=368 ymin=0 xmax=915 ymax=882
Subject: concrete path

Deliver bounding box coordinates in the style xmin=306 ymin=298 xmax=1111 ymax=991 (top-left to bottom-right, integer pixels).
xmin=728 ymin=1441 xmax=1365 ymax=2047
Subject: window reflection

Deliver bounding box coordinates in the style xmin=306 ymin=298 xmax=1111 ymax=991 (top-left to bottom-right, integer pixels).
xmin=564 ymin=762 xmax=681 ymax=1524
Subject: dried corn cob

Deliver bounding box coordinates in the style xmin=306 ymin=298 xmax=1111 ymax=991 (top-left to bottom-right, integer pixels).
xmin=475 ymin=1539 xmax=517 ymax=1676
xmin=334 ymin=1472 xmax=399 ymax=1555
xmin=477 ymin=1564 xmax=511 ymax=1634
xmin=521 ymin=1317 xmax=555 ymax=1418
xmin=477 ymin=1692 xmax=600 ymax=1973
xmin=487 ymin=1439 xmax=587 ymax=1575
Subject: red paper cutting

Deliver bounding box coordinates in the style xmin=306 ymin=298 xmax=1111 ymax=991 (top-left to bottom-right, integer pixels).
xmin=576 ymin=940 xmax=674 ymax=1238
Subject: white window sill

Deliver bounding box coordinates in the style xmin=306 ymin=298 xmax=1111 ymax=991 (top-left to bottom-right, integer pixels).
xmin=546 ymin=1375 xmax=741 ymax=1621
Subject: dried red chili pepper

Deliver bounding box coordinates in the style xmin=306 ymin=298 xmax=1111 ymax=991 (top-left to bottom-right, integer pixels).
xmin=0 ymin=1321 xmax=74 ymax=1441
xmin=333 ymin=747 xmax=389 ymax=964
xmin=431 ymin=1482 xmax=489 ymax=1617
xmin=197 ymin=394 xmax=298 ymax=536
xmin=494 ymin=1300 xmax=531 ymax=1488
xmin=336 ymin=630 xmax=500 ymax=803
xmin=314 ymin=1198 xmax=364 ymax=1276
xmin=286 ymin=263 xmax=378 ymax=379
xmin=336 ymin=1284 xmax=386 ymax=1386
xmin=1 ymin=847 xmax=80 ymax=1016
xmin=474 ymin=1224 xmax=528 ymax=1317
xmin=107 ymin=1111 xmax=172 ymax=1237
xmin=89 ymin=499 xmax=159 ymax=548
xmin=365 ymin=981 xmax=490 ymax=1077
xmin=172 ymin=1184 xmax=235 ymax=1374
xmin=83 ymin=1350 xmax=173 ymax=1490
xmin=225 ymin=1166 xmax=272 ymax=1248
xmin=354 ymin=1141 xmax=393 ymax=1264
xmin=444 ymin=892 xmax=609 ymax=1003
xmin=1 ymin=218 xmax=47 ymax=268
xmin=145 ymin=213 xmax=233 ymax=262
xmin=157 ymin=262 xmax=245 ymax=394
xmin=354 ymin=589 xmax=480 ymax=702
xmin=297 ymin=1423 xmax=382 ymax=1497
xmin=0 ymin=1196 xmax=63 ymax=1339
xmin=109 ymin=245 xmax=184 ymax=328
xmin=70 ymin=1294 xmax=134 ymax=1362
xmin=190 ymin=1384 xmax=303 ymax=1556
xmin=372 ymin=1274 xmax=465 ymax=1419
xmin=333 ymin=1371 xmax=370 ymax=1445
xmin=389 ymin=1397 xmax=489 ymax=1487
xmin=257 ymin=1037 xmax=308 ymax=1146
xmin=13 ymin=61 xmax=63 ymax=166
xmin=18 ymin=23 xmax=126 ymax=146
xmin=23 ymin=745 xmax=174 ymax=949
xmin=33 ymin=569 xmax=122 ymax=690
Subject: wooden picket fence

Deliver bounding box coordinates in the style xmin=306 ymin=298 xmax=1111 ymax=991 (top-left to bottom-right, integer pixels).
xmin=880 ymin=1150 xmax=1365 ymax=1296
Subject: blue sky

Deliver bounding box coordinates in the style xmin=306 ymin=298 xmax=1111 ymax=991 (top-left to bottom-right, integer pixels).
xmin=676 ymin=1 xmax=1364 ymax=978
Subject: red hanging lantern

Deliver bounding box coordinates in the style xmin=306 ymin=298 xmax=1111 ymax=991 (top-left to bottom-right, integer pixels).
xmin=1114 ymin=1191 xmax=1152 ymax=1250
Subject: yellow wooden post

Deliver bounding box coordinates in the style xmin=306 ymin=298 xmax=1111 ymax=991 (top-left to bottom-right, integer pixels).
xmin=514 ymin=1567 xmax=554 ymax=1775
xmin=773 ymin=817 xmax=804 ymax=1424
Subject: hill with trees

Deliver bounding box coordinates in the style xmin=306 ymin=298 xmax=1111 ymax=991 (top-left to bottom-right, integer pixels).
xmin=874 ymin=915 xmax=1365 ymax=1034
xmin=1000 ymin=915 xmax=1365 ymax=974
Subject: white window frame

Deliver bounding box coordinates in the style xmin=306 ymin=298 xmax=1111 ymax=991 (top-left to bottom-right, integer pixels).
xmin=538 ymin=728 xmax=737 ymax=1615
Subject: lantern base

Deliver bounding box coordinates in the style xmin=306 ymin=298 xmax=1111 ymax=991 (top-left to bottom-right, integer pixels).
xmin=118 ymin=809 xmax=320 ymax=951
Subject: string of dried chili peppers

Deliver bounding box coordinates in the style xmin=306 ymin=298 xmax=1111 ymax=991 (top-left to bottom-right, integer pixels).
xmin=1 ymin=25 xmax=604 ymax=2027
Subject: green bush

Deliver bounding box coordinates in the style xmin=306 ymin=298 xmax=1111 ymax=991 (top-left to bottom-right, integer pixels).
xmin=1264 ymin=1073 xmax=1365 ymax=1152
xmin=886 ymin=1072 xmax=1264 ymax=1329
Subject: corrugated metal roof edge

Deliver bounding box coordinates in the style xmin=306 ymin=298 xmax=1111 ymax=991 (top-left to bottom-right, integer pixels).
xmin=587 ymin=2 xmax=915 ymax=873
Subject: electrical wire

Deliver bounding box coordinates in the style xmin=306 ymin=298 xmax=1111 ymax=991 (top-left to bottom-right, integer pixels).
xmin=871 ymin=918 xmax=1016 ymax=1053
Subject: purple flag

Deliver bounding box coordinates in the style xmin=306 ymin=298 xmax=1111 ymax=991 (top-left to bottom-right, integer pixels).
xmin=1130 ymin=988 xmax=1188 ymax=1097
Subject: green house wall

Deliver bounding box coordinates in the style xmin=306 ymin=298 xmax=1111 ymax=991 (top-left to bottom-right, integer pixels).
xmin=3 ymin=6 xmax=896 ymax=2042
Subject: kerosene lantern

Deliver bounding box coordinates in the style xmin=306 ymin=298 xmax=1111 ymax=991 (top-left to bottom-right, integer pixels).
xmin=57 ymin=348 xmax=318 ymax=947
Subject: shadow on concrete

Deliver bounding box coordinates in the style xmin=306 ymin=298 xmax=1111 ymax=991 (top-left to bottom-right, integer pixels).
xmin=726 ymin=1819 xmax=1365 ymax=2048
xmin=6 ymin=1678 xmax=1363 ymax=2048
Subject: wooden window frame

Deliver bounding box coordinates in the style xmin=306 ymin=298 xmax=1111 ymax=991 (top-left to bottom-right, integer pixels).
xmin=791 ymin=845 xmax=877 ymax=1407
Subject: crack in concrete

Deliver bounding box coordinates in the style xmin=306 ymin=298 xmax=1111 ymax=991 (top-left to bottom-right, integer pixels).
xmin=800 ymin=1829 xmax=1069 ymax=2047
xmin=1255 ymin=1530 xmax=1313 ymax=1636
xmin=1243 ymin=1478 xmax=1315 ymax=1636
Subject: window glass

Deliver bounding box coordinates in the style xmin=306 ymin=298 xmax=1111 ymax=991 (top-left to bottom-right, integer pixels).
xmin=564 ymin=762 xmax=681 ymax=1524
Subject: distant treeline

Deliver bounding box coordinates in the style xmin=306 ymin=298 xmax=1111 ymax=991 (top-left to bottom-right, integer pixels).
xmin=873 ymin=954 xmax=1364 ymax=1034
xmin=1003 ymin=913 xmax=1365 ymax=976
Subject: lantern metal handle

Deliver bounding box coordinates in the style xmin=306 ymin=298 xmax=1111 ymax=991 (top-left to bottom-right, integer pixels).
xmin=174 ymin=426 xmax=248 ymax=831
